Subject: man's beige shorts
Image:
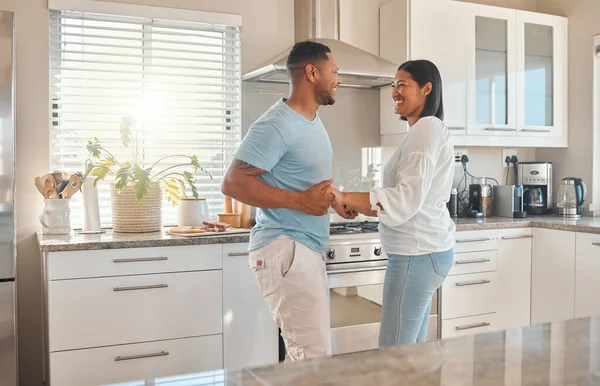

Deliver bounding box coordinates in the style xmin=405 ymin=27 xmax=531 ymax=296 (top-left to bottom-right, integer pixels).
xmin=249 ymin=235 xmax=331 ymax=361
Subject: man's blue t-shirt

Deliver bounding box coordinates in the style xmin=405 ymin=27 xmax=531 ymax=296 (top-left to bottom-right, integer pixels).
xmin=234 ymin=98 xmax=332 ymax=252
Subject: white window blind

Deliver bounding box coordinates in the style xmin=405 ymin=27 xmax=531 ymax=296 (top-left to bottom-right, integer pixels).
xmin=50 ymin=10 xmax=241 ymax=228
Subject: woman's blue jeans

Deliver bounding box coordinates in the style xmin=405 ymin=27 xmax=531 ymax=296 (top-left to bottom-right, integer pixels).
xmin=379 ymin=249 xmax=454 ymax=347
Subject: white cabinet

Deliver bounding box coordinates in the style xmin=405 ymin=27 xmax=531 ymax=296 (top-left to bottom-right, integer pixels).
xmin=497 ymin=228 xmax=532 ymax=329
xmin=222 ymin=243 xmax=278 ymax=370
xmin=466 ymin=4 xmax=518 ymax=137
xmin=575 ymin=233 xmax=600 ymax=318
xmin=516 ymin=11 xmax=567 ymax=141
xmin=379 ymin=0 xmax=568 ymax=147
xmin=44 ymin=245 xmax=227 ymax=386
xmin=411 ymin=0 xmax=469 ymax=135
xmin=531 ymin=228 xmax=576 ymax=324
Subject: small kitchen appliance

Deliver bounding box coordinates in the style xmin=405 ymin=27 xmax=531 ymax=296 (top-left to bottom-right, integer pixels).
xmin=518 ymin=162 xmax=553 ymax=215
xmin=468 ymin=181 xmax=493 ymax=217
xmin=556 ymin=177 xmax=587 ymax=219
xmin=493 ymin=185 xmax=527 ymax=218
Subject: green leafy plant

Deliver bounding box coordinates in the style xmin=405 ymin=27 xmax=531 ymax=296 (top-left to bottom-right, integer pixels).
xmin=83 ymin=116 xmax=211 ymax=205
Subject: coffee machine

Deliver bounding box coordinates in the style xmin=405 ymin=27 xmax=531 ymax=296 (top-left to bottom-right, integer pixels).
xmin=517 ymin=162 xmax=553 ymax=215
xmin=468 ymin=179 xmax=493 ymax=217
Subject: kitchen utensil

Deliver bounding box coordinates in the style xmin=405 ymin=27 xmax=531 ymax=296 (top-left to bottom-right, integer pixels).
xmin=56 ymin=180 xmax=69 ymax=198
xmin=557 ymin=177 xmax=587 ymax=219
xmin=217 ymin=213 xmax=241 ymax=228
xmin=177 ymin=198 xmax=209 ymax=227
xmin=51 ymin=170 xmax=67 ymax=184
xmin=41 ymin=175 xmax=58 ymax=199
xmin=34 ymin=176 xmax=46 ymax=197
xmin=62 ymin=174 xmax=82 ymax=199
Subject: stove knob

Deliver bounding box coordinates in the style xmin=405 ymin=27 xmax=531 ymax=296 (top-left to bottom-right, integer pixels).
xmin=374 ymin=247 xmax=382 ymax=256
xmin=327 ymin=250 xmax=336 ymax=260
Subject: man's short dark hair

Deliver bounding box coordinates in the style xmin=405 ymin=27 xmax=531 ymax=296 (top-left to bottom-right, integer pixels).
xmin=286 ymin=41 xmax=331 ymax=73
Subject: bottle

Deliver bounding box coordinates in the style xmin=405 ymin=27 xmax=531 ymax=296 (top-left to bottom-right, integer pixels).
xmin=448 ymin=188 xmax=458 ymax=217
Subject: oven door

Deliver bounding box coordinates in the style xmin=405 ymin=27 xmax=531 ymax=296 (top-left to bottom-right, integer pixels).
xmin=327 ymin=261 xmax=438 ymax=356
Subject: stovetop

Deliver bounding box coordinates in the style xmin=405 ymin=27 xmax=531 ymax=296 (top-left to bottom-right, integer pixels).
xmin=329 ymin=221 xmax=379 ymax=235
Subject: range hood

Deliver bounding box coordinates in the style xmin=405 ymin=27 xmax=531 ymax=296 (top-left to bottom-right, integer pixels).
xmin=241 ymin=0 xmax=398 ymax=89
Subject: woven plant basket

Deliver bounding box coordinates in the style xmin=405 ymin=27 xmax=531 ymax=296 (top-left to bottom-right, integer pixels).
xmin=110 ymin=181 xmax=163 ymax=233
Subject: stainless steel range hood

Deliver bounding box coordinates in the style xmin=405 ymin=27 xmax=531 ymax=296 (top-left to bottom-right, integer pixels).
xmin=241 ymin=0 xmax=398 ymax=89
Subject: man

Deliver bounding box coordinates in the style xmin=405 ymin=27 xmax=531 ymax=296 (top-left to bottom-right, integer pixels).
xmin=221 ymin=41 xmax=346 ymax=361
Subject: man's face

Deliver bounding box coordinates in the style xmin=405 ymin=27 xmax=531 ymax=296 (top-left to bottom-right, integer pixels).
xmin=314 ymin=53 xmax=342 ymax=106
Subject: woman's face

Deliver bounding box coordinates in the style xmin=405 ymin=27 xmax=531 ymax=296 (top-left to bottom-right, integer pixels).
xmin=391 ymin=69 xmax=431 ymax=118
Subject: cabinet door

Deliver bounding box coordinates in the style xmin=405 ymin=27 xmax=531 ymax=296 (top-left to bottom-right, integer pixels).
xmin=497 ymin=228 xmax=532 ymax=329
xmin=379 ymin=0 xmax=408 ymax=136
xmin=411 ymin=0 xmax=468 ymax=135
xmin=575 ymin=233 xmax=600 ymax=318
xmin=466 ymin=4 xmax=517 ymax=137
xmin=531 ymin=228 xmax=575 ymax=325
xmin=222 ymin=243 xmax=278 ymax=370
xmin=516 ymin=11 xmax=568 ymax=139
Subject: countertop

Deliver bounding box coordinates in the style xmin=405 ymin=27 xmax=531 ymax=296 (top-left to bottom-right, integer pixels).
xmin=107 ymin=315 xmax=600 ymax=386
xmin=37 ymin=215 xmax=600 ymax=252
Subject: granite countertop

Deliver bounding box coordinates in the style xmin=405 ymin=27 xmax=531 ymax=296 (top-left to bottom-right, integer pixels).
xmin=37 ymin=215 xmax=600 ymax=252
xmin=107 ymin=315 xmax=600 ymax=386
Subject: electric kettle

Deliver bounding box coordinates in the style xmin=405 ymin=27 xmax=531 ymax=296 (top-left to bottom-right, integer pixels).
xmin=556 ymin=177 xmax=587 ymax=218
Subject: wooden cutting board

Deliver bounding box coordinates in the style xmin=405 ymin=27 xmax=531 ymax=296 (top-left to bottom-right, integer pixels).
xmin=167 ymin=226 xmax=250 ymax=237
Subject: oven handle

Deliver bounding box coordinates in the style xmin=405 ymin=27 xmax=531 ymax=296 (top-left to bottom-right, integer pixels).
xmin=327 ymin=266 xmax=387 ymax=275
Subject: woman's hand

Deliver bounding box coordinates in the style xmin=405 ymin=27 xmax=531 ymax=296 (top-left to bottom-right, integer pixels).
xmin=325 ymin=186 xmax=358 ymax=219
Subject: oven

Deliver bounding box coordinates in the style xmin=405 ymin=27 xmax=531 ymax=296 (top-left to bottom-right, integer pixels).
xmin=326 ymin=223 xmax=439 ymax=356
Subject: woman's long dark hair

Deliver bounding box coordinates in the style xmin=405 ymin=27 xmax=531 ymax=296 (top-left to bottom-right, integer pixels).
xmin=397 ymin=59 xmax=444 ymax=121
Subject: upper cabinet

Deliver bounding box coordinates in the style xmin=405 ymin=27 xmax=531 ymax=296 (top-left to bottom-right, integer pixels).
xmin=466 ymin=5 xmax=517 ymax=137
xmin=516 ymin=11 xmax=568 ymax=140
xmin=380 ymin=0 xmax=568 ymax=148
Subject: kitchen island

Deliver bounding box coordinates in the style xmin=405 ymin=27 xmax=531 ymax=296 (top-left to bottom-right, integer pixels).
xmin=107 ymin=315 xmax=600 ymax=385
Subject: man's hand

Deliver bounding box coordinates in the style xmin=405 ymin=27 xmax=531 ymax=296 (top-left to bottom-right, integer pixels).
xmin=296 ymin=180 xmax=335 ymax=216
xmin=326 ymin=186 xmax=358 ymax=219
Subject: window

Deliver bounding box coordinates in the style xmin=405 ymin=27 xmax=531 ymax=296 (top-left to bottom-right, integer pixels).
xmin=50 ymin=9 xmax=241 ymax=228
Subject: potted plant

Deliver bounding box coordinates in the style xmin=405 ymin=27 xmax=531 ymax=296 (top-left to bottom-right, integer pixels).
xmin=83 ymin=116 xmax=211 ymax=233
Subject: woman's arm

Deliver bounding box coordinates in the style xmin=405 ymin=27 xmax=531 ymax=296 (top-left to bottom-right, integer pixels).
xmin=328 ymin=187 xmax=380 ymax=217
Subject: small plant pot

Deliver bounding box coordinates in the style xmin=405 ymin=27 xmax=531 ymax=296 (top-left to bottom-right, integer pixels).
xmin=110 ymin=181 xmax=162 ymax=233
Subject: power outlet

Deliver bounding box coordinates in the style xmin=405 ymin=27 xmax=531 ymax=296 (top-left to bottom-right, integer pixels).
xmin=502 ymin=148 xmax=517 ymax=168
xmin=455 ymin=148 xmax=468 ymax=164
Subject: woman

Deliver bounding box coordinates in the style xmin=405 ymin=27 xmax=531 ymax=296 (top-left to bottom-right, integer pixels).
xmin=330 ymin=60 xmax=455 ymax=347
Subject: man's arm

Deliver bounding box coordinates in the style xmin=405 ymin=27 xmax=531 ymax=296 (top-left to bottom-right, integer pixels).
xmin=221 ymin=158 xmax=334 ymax=216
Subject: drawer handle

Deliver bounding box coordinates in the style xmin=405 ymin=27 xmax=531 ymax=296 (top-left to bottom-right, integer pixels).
xmin=113 ymin=284 xmax=168 ymax=292
xmin=115 ymin=351 xmax=169 ymax=362
xmin=228 ymin=252 xmax=249 ymax=257
xmin=456 ymin=238 xmax=492 ymax=244
xmin=455 ymin=322 xmax=491 ymax=331
xmin=592 ymin=243 xmax=600 ymax=247
xmin=455 ymin=258 xmax=491 ymax=265
xmin=448 ymin=126 xmax=465 ymax=131
xmin=501 ymin=235 xmax=533 ymax=240
xmin=520 ymin=129 xmax=551 ymax=133
xmin=483 ymin=127 xmax=516 ymax=132
xmin=455 ymin=279 xmax=491 ymax=287
xmin=113 ymin=257 xmax=168 ymax=263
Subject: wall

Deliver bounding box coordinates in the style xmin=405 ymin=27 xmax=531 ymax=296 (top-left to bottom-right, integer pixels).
xmin=535 ymin=0 xmax=599 ymax=208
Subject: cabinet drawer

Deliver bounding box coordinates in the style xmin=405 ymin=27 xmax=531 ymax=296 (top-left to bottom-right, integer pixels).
xmin=48 ymin=245 xmax=223 ymax=280
xmin=49 ymin=271 xmax=222 ymax=352
xmin=454 ymin=230 xmax=498 ymax=253
xmin=449 ymin=250 xmax=498 ymax=276
xmin=442 ymin=271 xmax=499 ymax=319
xmin=442 ymin=313 xmax=499 ymax=339
xmin=50 ymin=334 xmax=222 ymax=386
